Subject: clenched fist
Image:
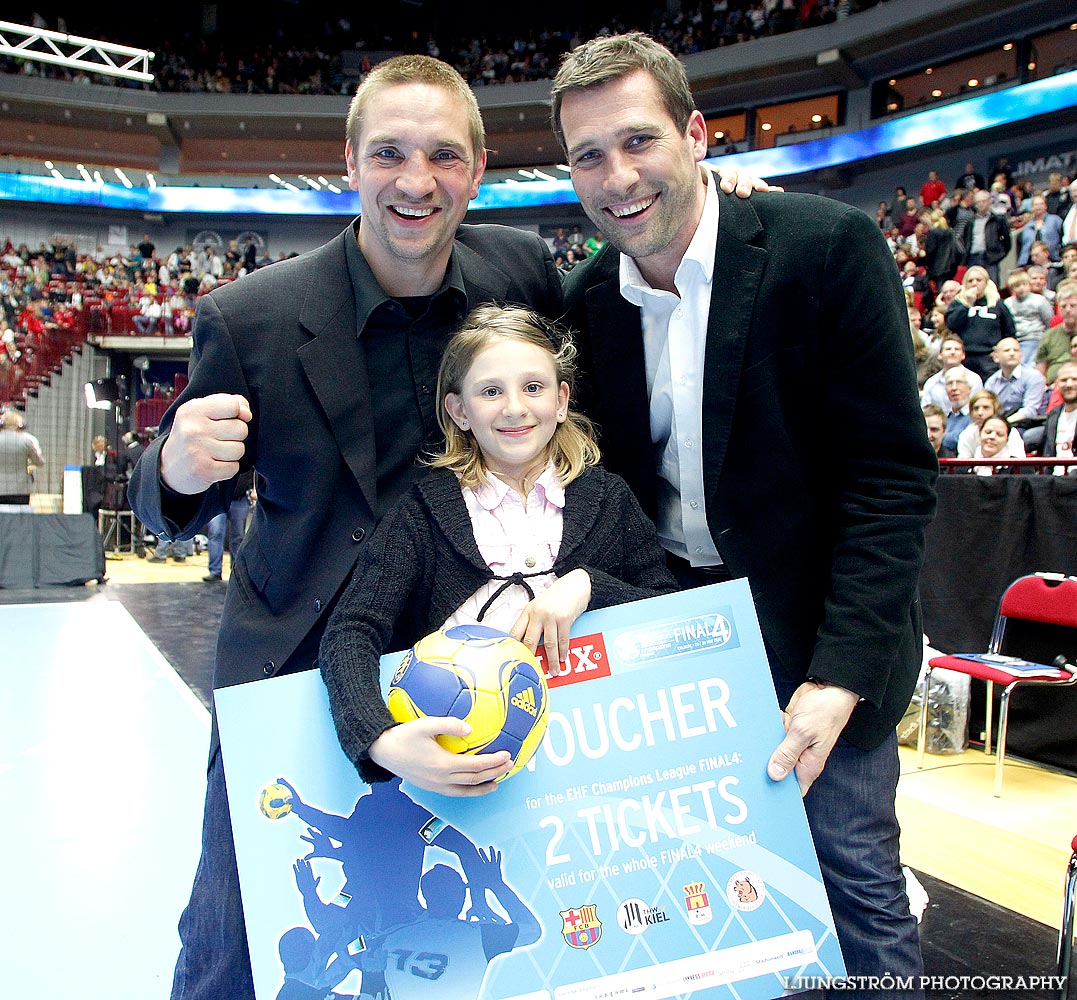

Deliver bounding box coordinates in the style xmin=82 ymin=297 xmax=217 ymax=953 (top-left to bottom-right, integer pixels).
xmin=160 ymin=394 xmax=252 ymax=495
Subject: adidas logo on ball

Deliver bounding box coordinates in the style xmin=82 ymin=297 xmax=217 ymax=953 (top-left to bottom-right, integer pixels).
xmin=511 ymin=686 xmax=538 ymax=716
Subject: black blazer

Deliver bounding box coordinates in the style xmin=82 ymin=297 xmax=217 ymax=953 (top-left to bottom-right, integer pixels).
xmin=130 ymin=223 xmax=561 ymax=714
xmin=562 ymin=189 xmax=939 ymax=749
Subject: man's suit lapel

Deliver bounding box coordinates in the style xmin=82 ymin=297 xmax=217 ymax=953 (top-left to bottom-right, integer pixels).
xmin=702 ymin=190 xmax=767 ymax=502
xmin=581 ymin=251 xmax=655 ymax=510
xmin=296 ymin=234 xmax=378 ymax=516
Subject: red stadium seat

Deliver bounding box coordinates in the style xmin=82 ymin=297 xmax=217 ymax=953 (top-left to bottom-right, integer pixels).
xmin=916 ymin=573 xmax=1077 ymax=796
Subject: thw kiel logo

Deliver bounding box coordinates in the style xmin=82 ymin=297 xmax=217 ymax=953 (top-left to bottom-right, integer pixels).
xmin=617 ymin=897 xmax=670 ymax=935
xmin=535 ymin=631 xmax=611 ymax=688
xmin=510 ymin=686 xmax=538 ymax=716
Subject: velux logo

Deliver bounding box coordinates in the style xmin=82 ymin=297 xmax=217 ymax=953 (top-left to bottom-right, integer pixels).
xmin=535 ymin=631 xmax=611 ymax=688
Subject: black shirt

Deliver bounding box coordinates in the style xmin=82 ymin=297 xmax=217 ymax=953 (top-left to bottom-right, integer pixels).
xmin=343 ymin=223 xmax=468 ymax=519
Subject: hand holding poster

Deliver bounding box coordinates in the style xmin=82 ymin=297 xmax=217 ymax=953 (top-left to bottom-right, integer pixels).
xmin=216 ymin=580 xmax=845 ymax=999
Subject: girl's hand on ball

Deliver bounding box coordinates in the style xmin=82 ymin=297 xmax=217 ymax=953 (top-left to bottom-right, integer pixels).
xmin=369 ymin=718 xmax=512 ymax=796
xmin=512 ymin=569 xmax=591 ymax=668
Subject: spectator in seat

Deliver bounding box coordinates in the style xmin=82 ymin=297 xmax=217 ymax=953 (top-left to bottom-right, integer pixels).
xmin=1042 ymin=360 xmax=1077 ymax=473
xmin=1042 ymin=331 xmax=1077 ymax=413
xmin=1037 ymin=279 xmax=1077 ymax=384
xmin=936 ymin=279 xmax=962 ymax=311
xmin=1017 ymin=196 xmax=1063 ymax=265
xmin=973 ymin=414 xmax=1022 ymax=475
xmin=133 ymin=294 xmax=162 ymax=335
xmin=956 ymin=388 xmax=1025 ymax=459
xmin=1062 ymin=183 xmax=1077 ymax=247
xmin=0 ymin=410 xmax=43 ymax=508
xmin=1003 ymin=269 xmax=1053 ymax=365
xmin=1045 ymin=173 xmax=1071 ymax=220
xmin=945 ymin=265 xmax=1015 ymax=380
xmin=1026 ymin=264 xmax=1055 ymax=305
xmin=923 ymin=403 xmax=955 ymax=458
xmin=963 ymin=189 xmax=1011 ymax=285
xmin=895 ymin=197 xmax=920 ymax=238
xmin=921 ymin=335 xmax=984 ymax=407
xmin=1027 ymin=240 xmax=1065 ymax=291
xmin=944 ymin=188 xmax=975 ymax=248
xmin=920 ymin=170 xmax=947 ymax=209
xmin=955 ymin=162 xmax=985 ymax=191
xmin=985 ymin=336 xmax=1047 ymax=428
xmin=941 ymin=366 xmax=974 ymax=452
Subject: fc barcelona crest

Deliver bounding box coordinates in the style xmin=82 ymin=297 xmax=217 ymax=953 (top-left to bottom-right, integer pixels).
xmin=560 ymin=904 xmax=602 ymax=949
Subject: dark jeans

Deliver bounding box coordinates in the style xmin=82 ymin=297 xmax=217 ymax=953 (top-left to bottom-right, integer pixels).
xmin=171 ymin=748 xmax=255 ymax=999
xmin=206 ymin=499 xmax=248 ymax=576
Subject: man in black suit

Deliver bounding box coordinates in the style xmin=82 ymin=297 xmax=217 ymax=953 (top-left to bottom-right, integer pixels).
xmin=129 ymin=55 xmax=561 ymax=1000
xmin=1042 ymin=361 xmax=1077 ymax=467
xmin=553 ymin=33 xmax=937 ymax=990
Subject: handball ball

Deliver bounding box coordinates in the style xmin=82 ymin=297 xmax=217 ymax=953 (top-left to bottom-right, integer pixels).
xmin=259 ymin=781 xmax=293 ymax=820
xmin=387 ymin=623 xmax=549 ymax=781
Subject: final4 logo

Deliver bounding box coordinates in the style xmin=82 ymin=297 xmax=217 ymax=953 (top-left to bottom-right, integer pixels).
xmin=561 ymin=904 xmax=602 ymax=949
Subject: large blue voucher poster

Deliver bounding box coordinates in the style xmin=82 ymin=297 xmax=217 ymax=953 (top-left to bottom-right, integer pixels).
xmin=216 ymin=580 xmax=845 ymax=999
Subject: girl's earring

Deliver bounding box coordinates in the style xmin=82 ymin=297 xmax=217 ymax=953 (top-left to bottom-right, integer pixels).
xmin=461 ymin=419 xmax=469 ymax=429
xmin=557 ymin=412 xmax=564 ymax=419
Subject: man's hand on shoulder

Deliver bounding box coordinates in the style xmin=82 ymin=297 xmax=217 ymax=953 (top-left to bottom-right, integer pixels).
xmin=714 ymin=165 xmax=784 ymax=197
xmin=767 ymin=679 xmax=860 ymax=796
xmin=160 ymin=393 xmax=252 ymax=495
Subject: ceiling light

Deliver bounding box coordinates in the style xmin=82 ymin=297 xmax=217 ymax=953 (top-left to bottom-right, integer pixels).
xmin=810 ymin=114 xmax=822 ymax=124
xmin=518 ymin=169 xmax=536 ymax=179
xmin=556 ymin=164 xmax=571 ymax=173
xmin=761 ymin=123 xmax=772 ymax=131
xmin=924 ymin=67 xmax=933 ymax=75
xmin=44 ymin=159 xmax=54 ymax=169
xmin=1002 ymin=42 xmax=1013 ymax=51
xmin=888 ymin=79 xmax=896 ymax=86
xmin=713 ymin=130 xmax=724 ymax=139
xmin=268 ymin=173 xmax=282 ymax=183
xmin=49 ymin=168 xmax=64 ymax=180
xmin=281 ymin=181 xmax=301 ymax=192
xmin=146 ymin=172 xmax=156 ymax=188
xmin=93 ymin=170 xmax=104 ymax=184
xmin=301 ymin=177 xmax=321 ymax=190
xmin=532 ymin=169 xmax=556 ymax=181
xmin=967 ymin=78 xmax=979 ymax=87
xmin=1027 ymin=61 xmax=1037 ymax=71
xmin=931 ymin=89 xmax=942 ymax=98
xmin=326 ymin=183 xmax=342 ymax=194
xmin=76 ymin=164 xmax=92 ymax=182
xmin=114 ymin=167 xmax=133 ymax=188
xmin=317 ymin=176 xmax=329 ymax=186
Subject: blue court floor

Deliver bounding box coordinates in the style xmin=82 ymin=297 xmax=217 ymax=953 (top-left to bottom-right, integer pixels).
xmin=1 ymin=599 xmax=209 ymax=997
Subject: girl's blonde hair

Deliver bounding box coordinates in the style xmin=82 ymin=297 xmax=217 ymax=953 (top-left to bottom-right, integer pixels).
xmin=429 ymin=304 xmax=600 ymax=488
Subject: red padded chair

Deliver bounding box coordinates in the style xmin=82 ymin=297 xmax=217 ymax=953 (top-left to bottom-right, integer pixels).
xmin=916 ymin=573 xmax=1077 ymax=796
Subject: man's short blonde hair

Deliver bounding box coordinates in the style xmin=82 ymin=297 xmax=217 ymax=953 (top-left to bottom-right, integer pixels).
xmin=345 ymin=55 xmax=485 ymax=162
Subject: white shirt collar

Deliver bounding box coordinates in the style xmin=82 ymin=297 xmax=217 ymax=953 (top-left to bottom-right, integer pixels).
xmin=618 ymin=168 xmax=719 ymax=303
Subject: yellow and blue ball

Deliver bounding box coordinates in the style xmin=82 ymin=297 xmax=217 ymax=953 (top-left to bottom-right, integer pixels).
xmin=387 ymin=623 xmax=549 ymax=781
xmin=258 ymin=781 xmax=293 ymax=820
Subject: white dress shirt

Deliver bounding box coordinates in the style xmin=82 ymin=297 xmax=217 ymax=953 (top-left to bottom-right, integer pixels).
xmin=618 ymin=170 xmax=721 ymax=566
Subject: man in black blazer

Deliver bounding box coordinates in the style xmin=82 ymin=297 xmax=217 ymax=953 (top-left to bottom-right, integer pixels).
xmin=1042 ymin=361 xmax=1077 ymax=464
xmin=129 ymin=56 xmax=560 ymax=1000
xmin=553 ymin=33 xmax=938 ymax=989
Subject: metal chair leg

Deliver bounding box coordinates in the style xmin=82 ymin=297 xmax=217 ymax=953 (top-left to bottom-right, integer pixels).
xmin=1059 ymin=839 xmax=1077 ymax=1000
xmin=916 ymin=666 xmax=931 ymax=769
xmin=993 ymin=684 xmax=1016 ymax=797
xmin=983 ymin=679 xmax=994 ymax=756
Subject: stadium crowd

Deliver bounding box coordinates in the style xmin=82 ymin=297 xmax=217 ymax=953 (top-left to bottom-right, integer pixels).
xmin=879 ymin=165 xmax=1077 ymax=473
xmin=5 ymin=1 xmax=860 ymax=95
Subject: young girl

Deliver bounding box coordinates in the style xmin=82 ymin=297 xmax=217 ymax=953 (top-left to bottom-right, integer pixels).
xmin=320 ymin=305 xmax=677 ymax=796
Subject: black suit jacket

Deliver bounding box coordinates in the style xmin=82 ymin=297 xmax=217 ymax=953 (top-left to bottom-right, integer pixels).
xmin=1042 ymin=403 xmax=1077 ymax=458
xmin=562 ymin=189 xmax=938 ymax=749
xmin=130 ymin=223 xmax=561 ymax=719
